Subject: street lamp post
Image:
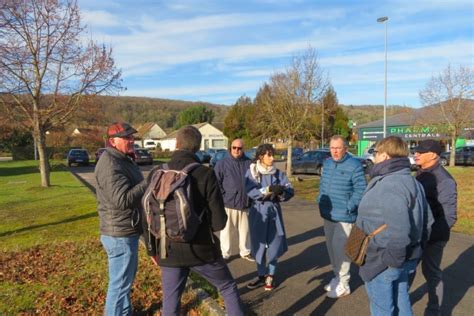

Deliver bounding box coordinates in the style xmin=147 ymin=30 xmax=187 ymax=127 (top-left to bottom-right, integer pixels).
xmin=377 ymin=16 xmax=388 ymax=138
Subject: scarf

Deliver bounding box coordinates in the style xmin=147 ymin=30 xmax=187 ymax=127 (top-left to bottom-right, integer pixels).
xmin=249 ymin=161 xmax=277 ymax=183
xmin=369 ymin=157 xmax=411 ymax=178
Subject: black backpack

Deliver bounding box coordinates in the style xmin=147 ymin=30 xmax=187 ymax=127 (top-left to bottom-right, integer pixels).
xmin=142 ymin=162 xmax=202 ymax=258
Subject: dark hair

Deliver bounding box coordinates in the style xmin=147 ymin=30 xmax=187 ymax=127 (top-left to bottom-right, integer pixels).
xmin=176 ymin=125 xmax=202 ymax=153
xmin=255 ymin=143 xmax=274 ymax=162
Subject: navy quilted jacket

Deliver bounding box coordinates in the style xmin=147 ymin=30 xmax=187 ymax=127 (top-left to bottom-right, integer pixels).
xmin=317 ymin=153 xmax=367 ymax=223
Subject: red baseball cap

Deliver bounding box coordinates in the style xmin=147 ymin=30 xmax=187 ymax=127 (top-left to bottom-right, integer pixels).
xmin=107 ymin=122 xmax=137 ymax=138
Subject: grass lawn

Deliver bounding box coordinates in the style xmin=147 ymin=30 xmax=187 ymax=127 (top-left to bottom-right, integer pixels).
xmin=291 ymin=166 xmax=474 ymax=235
xmin=0 ymin=160 xmax=201 ymax=314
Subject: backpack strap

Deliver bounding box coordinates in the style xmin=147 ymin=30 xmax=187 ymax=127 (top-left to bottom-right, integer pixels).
xmin=182 ymin=162 xmax=201 ymax=174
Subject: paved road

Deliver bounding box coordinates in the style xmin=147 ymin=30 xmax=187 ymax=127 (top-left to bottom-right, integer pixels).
xmin=71 ymin=164 xmax=473 ymax=316
xmin=226 ymin=198 xmax=473 ymax=316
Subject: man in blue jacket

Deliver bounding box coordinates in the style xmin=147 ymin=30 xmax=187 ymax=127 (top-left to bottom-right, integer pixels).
xmin=318 ymin=135 xmax=367 ymax=298
xmin=214 ymin=138 xmax=254 ymax=261
xmin=414 ymin=139 xmax=457 ymax=315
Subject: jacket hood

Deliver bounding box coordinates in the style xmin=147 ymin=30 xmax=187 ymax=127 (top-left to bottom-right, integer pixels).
xmin=369 ymin=157 xmax=411 ymax=178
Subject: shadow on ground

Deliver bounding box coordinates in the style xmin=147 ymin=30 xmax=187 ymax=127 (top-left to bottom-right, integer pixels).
xmin=410 ymin=245 xmax=474 ymax=316
xmin=0 ymin=212 xmax=97 ymax=237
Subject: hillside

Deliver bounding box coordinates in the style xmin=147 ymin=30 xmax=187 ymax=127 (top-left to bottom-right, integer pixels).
xmin=341 ymin=104 xmax=415 ymax=126
xmin=70 ymin=96 xmax=415 ymax=131
xmin=72 ymin=95 xmax=229 ymax=132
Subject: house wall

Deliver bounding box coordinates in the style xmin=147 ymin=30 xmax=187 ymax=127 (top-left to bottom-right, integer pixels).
xmin=199 ymin=124 xmax=228 ymax=150
xmin=145 ymin=125 xmax=167 ymax=139
xmin=158 ymin=139 xmax=177 ymax=151
xmin=156 ymin=123 xmax=228 ymax=151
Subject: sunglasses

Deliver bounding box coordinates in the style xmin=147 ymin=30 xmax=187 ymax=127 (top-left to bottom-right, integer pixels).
xmin=232 ymin=146 xmax=243 ymax=150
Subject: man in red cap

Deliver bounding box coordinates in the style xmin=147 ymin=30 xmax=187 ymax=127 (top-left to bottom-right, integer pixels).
xmin=95 ymin=122 xmax=148 ymax=315
xmin=414 ymin=139 xmax=457 ymax=315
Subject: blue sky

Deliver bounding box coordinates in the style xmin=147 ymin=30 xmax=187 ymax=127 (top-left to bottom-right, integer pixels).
xmin=78 ymin=0 xmax=473 ymax=107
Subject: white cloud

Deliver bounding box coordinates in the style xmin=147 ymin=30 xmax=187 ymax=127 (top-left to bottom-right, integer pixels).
xmin=76 ymin=0 xmax=473 ymax=106
xmin=321 ymin=40 xmax=473 ymax=66
xmin=123 ymin=79 xmax=264 ymax=99
xmin=82 ymin=10 xmax=121 ymax=27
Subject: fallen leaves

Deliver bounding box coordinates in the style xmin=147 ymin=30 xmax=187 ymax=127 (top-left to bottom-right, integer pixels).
xmin=1 ymin=238 xmax=200 ymax=315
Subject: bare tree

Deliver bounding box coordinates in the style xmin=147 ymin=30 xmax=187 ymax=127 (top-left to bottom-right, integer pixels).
xmin=254 ymin=48 xmax=328 ymax=176
xmin=0 ymin=0 xmax=122 ymax=186
xmin=419 ymin=64 xmax=473 ymax=167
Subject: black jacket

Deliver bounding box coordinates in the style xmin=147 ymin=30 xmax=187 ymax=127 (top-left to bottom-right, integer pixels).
xmin=143 ymin=150 xmax=227 ymax=267
xmin=95 ymin=147 xmax=147 ymax=237
xmin=416 ymin=162 xmax=457 ymax=242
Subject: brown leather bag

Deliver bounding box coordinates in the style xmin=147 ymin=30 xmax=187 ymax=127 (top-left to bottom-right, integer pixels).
xmin=345 ymin=224 xmax=388 ymax=266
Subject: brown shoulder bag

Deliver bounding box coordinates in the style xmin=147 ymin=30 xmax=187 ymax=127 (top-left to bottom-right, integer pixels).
xmin=345 ymin=224 xmax=388 ymax=266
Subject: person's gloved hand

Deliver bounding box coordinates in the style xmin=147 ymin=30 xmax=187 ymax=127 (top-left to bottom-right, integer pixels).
xmin=269 ymin=185 xmax=284 ymax=195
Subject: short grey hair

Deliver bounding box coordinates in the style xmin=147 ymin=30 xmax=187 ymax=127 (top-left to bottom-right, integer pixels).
xmin=176 ymin=125 xmax=202 ymax=153
xmin=329 ymin=135 xmax=348 ymax=148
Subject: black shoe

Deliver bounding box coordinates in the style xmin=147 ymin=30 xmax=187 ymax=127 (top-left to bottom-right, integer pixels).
xmin=247 ymin=276 xmax=265 ymax=289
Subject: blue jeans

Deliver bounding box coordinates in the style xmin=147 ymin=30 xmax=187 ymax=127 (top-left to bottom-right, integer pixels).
xmin=256 ymin=251 xmax=277 ymax=276
xmin=365 ymin=259 xmax=418 ymax=316
xmin=160 ymin=258 xmax=243 ymax=316
xmin=101 ymin=235 xmax=139 ymax=316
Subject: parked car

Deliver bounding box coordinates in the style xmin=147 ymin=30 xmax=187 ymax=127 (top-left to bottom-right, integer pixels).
xmin=281 ymin=147 xmax=304 ymax=160
xmin=144 ymin=141 xmax=158 ymax=150
xmin=364 ymin=147 xmax=417 ymax=170
xmin=206 ymin=148 xmax=226 ymax=159
xmin=195 ymin=150 xmax=211 ymax=163
xmin=351 ymin=154 xmax=369 ymax=171
xmin=133 ymin=148 xmax=153 ymax=165
xmin=95 ymin=148 xmax=106 ymax=163
xmin=439 ymin=145 xmax=474 ymax=166
xmin=292 ymin=150 xmax=369 ymax=175
xmin=67 ymin=149 xmax=90 ymax=167
xmin=210 ymin=150 xmax=228 ymax=168
xmin=292 ymin=149 xmax=331 ymax=175
xmin=245 ymin=147 xmax=257 ymax=160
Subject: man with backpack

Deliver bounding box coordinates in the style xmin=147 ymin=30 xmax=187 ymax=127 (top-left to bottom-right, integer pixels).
xmin=142 ymin=125 xmax=243 ymax=316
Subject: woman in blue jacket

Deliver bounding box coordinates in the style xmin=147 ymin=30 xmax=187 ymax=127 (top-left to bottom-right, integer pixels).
xmin=245 ymin=144 xmax=294 ymax=291
xmin=356 ymin=136 xmax=433 ymax=315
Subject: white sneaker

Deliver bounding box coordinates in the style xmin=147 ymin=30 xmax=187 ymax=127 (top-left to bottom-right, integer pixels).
xmin=324 ymin=277 xmax=339 ymax=292
xmin=326 ymin=283 xmax=350 ymax=299
xmin=241 ymin=254 xmax=255 ymax=262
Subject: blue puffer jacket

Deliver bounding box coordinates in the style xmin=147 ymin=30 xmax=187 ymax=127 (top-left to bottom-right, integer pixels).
xmin=214 ymin=154 xmax=251 ymax=209
xmin=318 ymin=153 xmax=367 ymax=223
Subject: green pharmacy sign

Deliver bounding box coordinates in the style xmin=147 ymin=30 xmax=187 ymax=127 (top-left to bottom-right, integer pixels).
xmin=389 ymin=126 xmax=446 ymax=139
xmin=359 ymin=125 xmax=449 ymax=141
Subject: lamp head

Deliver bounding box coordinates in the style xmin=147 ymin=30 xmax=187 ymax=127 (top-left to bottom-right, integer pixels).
xmin=377 ymin=16 xmax=388 ymax=23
